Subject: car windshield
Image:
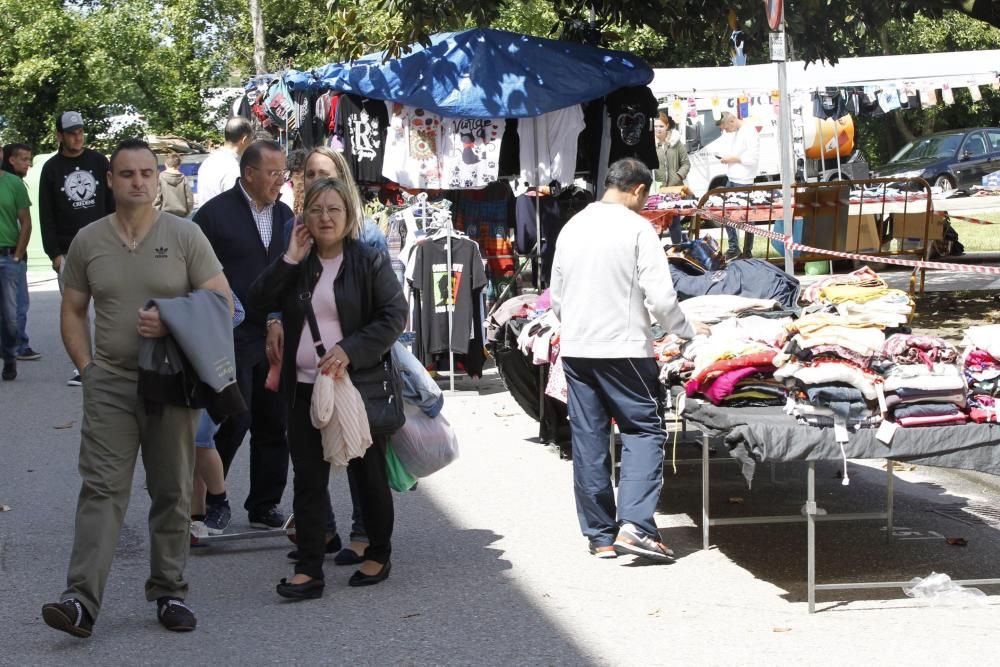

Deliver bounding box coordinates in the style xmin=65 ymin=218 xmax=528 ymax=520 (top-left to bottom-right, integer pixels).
xmin=891 ymin=134 xmax=963 ymax=162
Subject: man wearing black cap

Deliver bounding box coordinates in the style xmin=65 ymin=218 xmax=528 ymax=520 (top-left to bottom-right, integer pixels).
xmin=38 ymin=111 xmax=115 ymax=386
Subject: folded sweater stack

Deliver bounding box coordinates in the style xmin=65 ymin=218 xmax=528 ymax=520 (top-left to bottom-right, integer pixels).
xmin=873 ymin=334 xmax=966 ymax=427
xmin=961 ymin=326 xmax=1000 ymax=423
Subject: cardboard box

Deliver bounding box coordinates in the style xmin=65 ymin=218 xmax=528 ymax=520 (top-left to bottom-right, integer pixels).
xmin=841 ymin=214 xmax=881 ymax=253
xmin=892 ymin=211 xmax=945 ymax=240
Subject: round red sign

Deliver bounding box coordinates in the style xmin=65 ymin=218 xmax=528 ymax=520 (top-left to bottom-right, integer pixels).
xmin=765 ymin=0 xmax=783 ymax=31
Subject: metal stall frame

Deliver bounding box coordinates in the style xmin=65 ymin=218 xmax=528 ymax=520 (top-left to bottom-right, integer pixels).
xmin=688 ymin=177 xmax=936 ymax=293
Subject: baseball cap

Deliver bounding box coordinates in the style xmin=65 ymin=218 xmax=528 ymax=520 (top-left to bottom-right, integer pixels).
xmin=56 ymin=111 xmax=84 ymax=132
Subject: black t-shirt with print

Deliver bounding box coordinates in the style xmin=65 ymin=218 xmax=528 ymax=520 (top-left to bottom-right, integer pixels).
xmin=411 ymin=236 xmax=487 ymax=356
xmin=606 ymin=86 xmax=658 ymax=170
xmin=335 ymin=94 xmax=389 ymax=183
xmin=38 ymin=148 xmax=115 ymax=259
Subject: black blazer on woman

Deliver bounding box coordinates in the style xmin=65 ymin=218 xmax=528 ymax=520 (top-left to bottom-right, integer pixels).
xmin=246 ymin=237 xmax=407 ymax=409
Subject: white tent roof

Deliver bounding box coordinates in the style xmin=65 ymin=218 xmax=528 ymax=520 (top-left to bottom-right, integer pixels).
xmin=650 ymin=50 xmax=1000 ymax=97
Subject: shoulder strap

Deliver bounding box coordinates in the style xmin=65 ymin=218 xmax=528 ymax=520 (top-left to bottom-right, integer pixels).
xmin=298 ymin=291 xmax=327 ymax=358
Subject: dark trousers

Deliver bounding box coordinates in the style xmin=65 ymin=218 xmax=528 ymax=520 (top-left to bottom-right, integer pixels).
xmin=290 ymin=383 xmax=393 ymax=580
xmin=562 ymin=357 xmax=666 ymax=546
xmin=725 ymin=179 xmax=754 ymax=255
xmin=214 ymin=342 xmax=288 ymax=514
xmin=324 ymin=471 xmax=367 ymax=543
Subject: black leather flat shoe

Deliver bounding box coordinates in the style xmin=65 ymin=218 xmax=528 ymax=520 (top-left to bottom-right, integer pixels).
xmin=348 ymin=560 xmax=391 ymax=587
xmin=276 ymin=577 xmax=325 ymax=600
xmin=333 ymin=547 xmax=365 ymax=566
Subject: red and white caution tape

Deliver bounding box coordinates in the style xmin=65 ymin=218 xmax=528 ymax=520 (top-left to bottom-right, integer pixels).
xmin=697 ymin=209 xmax=1000 ymax=275
xmin=940 ymin=212 xmax=997 ymax=225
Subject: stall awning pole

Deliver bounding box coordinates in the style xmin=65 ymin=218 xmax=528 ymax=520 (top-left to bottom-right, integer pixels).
xmin=772 ymin=9 xmax=795 ymax=276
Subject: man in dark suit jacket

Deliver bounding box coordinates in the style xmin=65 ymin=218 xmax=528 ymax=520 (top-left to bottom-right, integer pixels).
xmin=193 ymin=140 xmax=293 ymax=528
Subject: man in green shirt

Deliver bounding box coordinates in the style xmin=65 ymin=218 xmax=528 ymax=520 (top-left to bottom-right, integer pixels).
xmin=0 ymin=145 xmax=32 ymax=381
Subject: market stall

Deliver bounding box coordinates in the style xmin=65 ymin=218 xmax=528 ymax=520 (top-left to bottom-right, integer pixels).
xmin=239 ymin=29 xmax=664 ymax=394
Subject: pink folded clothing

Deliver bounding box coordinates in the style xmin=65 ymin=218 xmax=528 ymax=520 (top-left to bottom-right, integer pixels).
xmin=896 ymin=414 xmax=967 ymax=427
xmin=969 ymin=408 xmax=1000 ymax=423
xmin=702 ymin=366 xmax=775 ymax=405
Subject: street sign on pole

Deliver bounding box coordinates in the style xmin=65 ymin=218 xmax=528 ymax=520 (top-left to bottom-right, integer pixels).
xmin=765 ymin=0 xmax=783 ymax=31
xmin=766 ymin=0 xmax=795 ymax=276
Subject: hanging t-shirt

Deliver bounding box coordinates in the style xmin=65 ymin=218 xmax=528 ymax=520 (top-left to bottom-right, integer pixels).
xmin=410 ymin=236 xmax=487 ymax=356
xmin=382 ymin=103 xmax=445 ymax=189
xmin=440 ymin=117 xmax=505 ymax=189
xmin=605 ymin=86 xmax=658 ymax=170
xmin=575 ymin=98 xmax=605 ymax=178
xmin=517 ymin=105 xmax=585 ymax=187
xmin=335 ymin=94 xmax=388 ymax=183
xmin=498 ymin=119 xmax=520 ymax=178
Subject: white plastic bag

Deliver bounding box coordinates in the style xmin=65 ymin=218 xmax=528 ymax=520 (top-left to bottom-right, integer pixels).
xmin=902 ymin=572 xmax=988 ymax=608
xmin=391 ymin=403 xmax=459 ymax=478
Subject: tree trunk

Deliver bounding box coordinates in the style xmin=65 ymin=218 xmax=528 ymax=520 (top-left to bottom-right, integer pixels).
xmin=249 ymin=0 xmax=266 ymax=75
xmin=879 ymin=25 xmax=914 ymax=154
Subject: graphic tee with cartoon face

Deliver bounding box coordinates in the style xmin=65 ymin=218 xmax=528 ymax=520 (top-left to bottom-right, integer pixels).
xmin=606 ymin=86 xmax=659 ymax=170
xmin=382 ymin=103 xmax=445 ymax=189
xmin=440 ymin=117 xmax=505 ymax=189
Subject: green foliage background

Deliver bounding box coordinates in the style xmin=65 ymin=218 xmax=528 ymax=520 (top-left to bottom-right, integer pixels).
xmin=0 ymin=0 xmax=997 ymax=164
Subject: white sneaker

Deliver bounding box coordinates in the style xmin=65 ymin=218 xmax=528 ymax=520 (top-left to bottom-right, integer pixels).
xmin=190 ymin=521 xmax=209 ymax=540
xmin=613 ymin=522 xmax=675 ymax=562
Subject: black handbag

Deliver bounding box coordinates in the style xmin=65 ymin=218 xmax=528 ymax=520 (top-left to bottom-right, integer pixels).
xmin=300 ymin=292 xmax=406 ymax=435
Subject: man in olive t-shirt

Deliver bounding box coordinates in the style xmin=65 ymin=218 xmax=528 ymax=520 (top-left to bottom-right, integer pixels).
xmin=41 ymin=139 xmax=231 ymax=639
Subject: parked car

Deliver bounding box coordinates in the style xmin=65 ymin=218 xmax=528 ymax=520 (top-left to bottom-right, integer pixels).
xmin=874 ymin=127 xmax=1000 ymax=190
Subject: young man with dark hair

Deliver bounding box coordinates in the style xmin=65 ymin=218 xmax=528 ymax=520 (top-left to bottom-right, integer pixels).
xmin=551 ymin=157 xmax=709 ymax=562
xmin=194 ymin=140 xmax=292 ymax=530
xmin=42 ymin=138 xmax=232 ymax=638
xmin=1 ymin=143 xmax=39 ymax=361
xmin=38 ymin=112 xmax=115 ymax=385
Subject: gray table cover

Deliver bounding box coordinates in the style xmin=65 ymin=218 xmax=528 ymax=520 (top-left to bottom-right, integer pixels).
xmin=682 ymin=400 xmax=1000 ymax=484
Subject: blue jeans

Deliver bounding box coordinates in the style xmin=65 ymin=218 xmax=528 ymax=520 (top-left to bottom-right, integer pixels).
xmin=0 ymin=255 xmax=25 ymax=363
xmin=15 ymin=261 xmax=29 ymax=353
xmin=563 ymin=357 xmax=666 ymax=546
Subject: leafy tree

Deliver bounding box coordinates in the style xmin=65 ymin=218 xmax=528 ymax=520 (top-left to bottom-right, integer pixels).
xmin=355 ymin=0 xmax=1000 ymax=64
xmin=0 ymin=0 xmax=236 ymax=150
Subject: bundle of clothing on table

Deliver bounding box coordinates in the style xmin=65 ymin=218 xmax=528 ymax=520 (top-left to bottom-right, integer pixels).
xmin=871 ymin=334 xmax=965 ymax=427
xmin=702 ymin=189 xmax=782 ymax=210
xmin=773 ymin=267 xmax=914 ymax=431
xmin=961 ymin=325 xmax=1000 ymax=424
xmin=680 ymin=314 xmax=791 ymax=407
xmin=644 ymin=192 xmax=699 ymax=211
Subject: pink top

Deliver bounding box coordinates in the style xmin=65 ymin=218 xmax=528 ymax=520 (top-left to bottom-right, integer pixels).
xmin=296 ymin=255 xmax=345 ymax=383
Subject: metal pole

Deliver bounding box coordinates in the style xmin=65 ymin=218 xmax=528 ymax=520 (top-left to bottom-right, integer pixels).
xmin=533 ymin=115 xmax=545 ymax=424
xmin=807 ymin=461 xmax=816 ymax=613
xmin=446 ymin=213 xmax=455 ymax=392
xmin=702 ymin=434 xmax=710 ymax=550
xmin=887 ymin=459 xmax=895 ymax=542
xmin=776 ymin=25 xmax=795 ymax=276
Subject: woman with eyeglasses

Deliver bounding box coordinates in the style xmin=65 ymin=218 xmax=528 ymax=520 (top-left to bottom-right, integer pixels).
xmin=266 ymin=146 xmax=391 ymax=571
xmin=248 ymin=177 xmax=406 ymax=599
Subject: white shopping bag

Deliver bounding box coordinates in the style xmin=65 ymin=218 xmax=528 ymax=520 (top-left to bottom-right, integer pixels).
xmin=392 ymin=403 xmax=459 ymax=478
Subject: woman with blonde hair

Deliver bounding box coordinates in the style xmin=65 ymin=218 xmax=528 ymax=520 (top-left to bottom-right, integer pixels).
xmin=249 ymin=177 xmax=407 ymax=599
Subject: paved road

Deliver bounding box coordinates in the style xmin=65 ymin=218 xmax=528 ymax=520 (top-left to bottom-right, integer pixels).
xmin=3 ymin=288 xmax=1000 ymax=665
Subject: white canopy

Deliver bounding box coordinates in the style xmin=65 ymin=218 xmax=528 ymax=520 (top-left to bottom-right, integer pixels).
xmin=650 ymin=50 xmax=1000 ymax=98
